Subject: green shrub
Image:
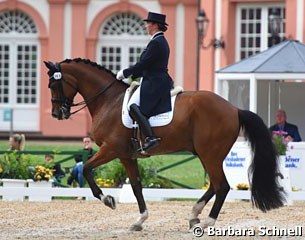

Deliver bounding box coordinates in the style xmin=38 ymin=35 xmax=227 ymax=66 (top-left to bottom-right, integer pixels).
xmin=94 ymin=160 xmax=127 ymax=187
xmin=139 ymin=160 xmax=173 ymax=188
xmin=0 ymin=152 xmax=34 ymax=179
xmin=94 ymin=159 xmax=173 ymax=188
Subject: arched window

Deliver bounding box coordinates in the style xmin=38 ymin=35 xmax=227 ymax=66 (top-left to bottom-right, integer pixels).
xmin=97 ymin=12 xmax=149 ymax=72
xmin=0 ymin=10 xmax=39 ymax=131
xmin=0 ymin=10 xmax=37 ymax=33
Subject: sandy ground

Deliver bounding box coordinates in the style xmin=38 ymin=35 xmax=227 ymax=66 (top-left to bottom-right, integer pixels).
xmin=0 ymin=200 xmax=304 ymax=240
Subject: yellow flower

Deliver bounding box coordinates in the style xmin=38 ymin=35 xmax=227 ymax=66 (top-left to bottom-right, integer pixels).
xmin=33 ymin=165 xmax=53 ymax=181
xmin=236 ymin=183 xmax=249 ymax=190
xmin=95 ymin=178 xmax=115 ymax=187
xmin=0 ymin=164 xmax=3 ymax=174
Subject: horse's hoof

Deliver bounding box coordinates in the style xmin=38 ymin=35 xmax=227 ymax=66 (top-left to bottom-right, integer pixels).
xmin=104 ymin=195 xmax=116 ymax=209
xmin=189 ymin=218 xmax=200 ymax=229
xmin=129 ymin=224 xmax=143 ymax=231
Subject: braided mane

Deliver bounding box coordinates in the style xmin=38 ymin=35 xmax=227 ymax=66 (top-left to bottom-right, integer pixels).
xmin=61 ymin=58 xmax=116 ymax=77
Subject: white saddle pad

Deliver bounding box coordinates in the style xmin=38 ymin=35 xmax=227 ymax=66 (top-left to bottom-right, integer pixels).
xmin=122 ymin=85 xmax=179 ymax=129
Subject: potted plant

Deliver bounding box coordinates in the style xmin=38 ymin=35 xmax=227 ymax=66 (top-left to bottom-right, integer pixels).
xmin=272 ymin=130 xmax=292 ymax=196
xmin=0 ymin=152 xmax=32 ymax=180
xmin=0 ymin=152 xmax=32 ymax=201
xmin=27 ymin=165 xmax=54 ymax=202
xmin=272 ymin=130 xmax=289 ymax=156
xmin=272 ymin=130 xmax=290 ymax=168
xmin=32 ymin=165 xmax=54 ymax=182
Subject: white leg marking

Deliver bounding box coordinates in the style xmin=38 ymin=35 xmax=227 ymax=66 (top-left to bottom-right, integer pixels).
xmin=134 ymin=210 xmax=149 ymax=226
xmin=200 ymin=216 xmax=216 ymax=229
xmin=190 ymin=216 xmax=216 ymax=233
xmin=190 ymin=201 xmax=206 ymax=219
xmin=99 ymin=194 xmax=105 ymax=203
xmin=129 ymin=210 xmax=149 ymax=231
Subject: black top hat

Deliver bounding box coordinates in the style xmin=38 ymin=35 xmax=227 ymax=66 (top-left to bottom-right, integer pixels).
xmin=143 ymin=12 xmax=168 ymax=26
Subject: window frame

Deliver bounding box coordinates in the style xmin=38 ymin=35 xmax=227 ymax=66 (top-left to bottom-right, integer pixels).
xmin=97 ymin=13 xmax=149 ymax=71
xmin=236 ymin=3 xmax=285 ymax=61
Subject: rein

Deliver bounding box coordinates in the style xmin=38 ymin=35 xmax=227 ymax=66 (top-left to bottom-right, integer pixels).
xmin=70 ymin=80 xmax=116 ymax=115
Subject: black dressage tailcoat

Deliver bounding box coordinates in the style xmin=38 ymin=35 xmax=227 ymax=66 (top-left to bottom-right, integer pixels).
xmin=123 ymin=32 xmax=173 ymax=117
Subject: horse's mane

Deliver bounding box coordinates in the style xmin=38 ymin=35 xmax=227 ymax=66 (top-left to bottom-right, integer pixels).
xmin=61 ymin=58 xmax=116 ymax=78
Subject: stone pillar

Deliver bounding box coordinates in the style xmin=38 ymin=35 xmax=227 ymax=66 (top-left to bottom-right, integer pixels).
xmin=47 ymin=0 xmax=68 ymax=61
xmin=70 ymin=0 xmax=90 ymax=58
xmin=159 ymin=0 xmax=179 ymax=81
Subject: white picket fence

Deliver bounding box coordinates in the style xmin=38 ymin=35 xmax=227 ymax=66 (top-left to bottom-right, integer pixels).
xmin=1 ymin=183 xmax=305 ymax=203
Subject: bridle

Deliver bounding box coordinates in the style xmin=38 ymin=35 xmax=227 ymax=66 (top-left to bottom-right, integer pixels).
xmin=48 ymin=62 xmax=116 ymax=118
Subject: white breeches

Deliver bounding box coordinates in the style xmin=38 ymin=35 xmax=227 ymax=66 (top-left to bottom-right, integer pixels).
xmin=127 ymin=84 xmax=141 ymax=110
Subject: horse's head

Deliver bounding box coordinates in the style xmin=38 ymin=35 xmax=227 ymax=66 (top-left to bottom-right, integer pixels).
xmin=44 ymin=61 xmax=77 ymax=120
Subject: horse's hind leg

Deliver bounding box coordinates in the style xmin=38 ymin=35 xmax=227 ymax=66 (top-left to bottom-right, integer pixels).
xmin=191 ymin=152 xmax=230 ymax=230
xmin=189 ymin=184 xmax=215 ymax=229
xmin=203 ymin=177 xmax=230 ymax=228
xmin=120 ymin=158 xmax=148 ymax=231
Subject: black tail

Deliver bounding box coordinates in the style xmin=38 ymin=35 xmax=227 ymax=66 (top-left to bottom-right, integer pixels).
xmin=239 ymin=109 xmax=286 ymax=212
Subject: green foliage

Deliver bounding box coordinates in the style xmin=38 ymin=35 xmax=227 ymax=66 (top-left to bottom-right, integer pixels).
xmin=138 ymin=159 xmax=173 ymax=188
xmin=94 ymin=160 xmax=127 ymax=187
xmin=94 ymin=159 xmax=173 ymax=188
xmin=0 ymin=152 xmax=34 ymax=179
xmin=0 ymin=141 xmax=207 ymax=188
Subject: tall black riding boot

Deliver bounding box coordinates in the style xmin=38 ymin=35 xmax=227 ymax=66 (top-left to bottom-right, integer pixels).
xmin=129 ymin=104 xmax=160 ymax=152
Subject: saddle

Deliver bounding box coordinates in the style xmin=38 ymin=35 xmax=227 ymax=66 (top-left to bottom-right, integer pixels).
xmin=122 ymin=81 xmax=183 ymax=156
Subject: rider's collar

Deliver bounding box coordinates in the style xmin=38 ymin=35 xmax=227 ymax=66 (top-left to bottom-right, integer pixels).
xmin=151 ymin=31 xmax=163 ymax=40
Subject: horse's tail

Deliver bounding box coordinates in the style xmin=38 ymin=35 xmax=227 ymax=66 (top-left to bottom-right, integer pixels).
xmin=238 ymin=109 xmax=286 ymax=212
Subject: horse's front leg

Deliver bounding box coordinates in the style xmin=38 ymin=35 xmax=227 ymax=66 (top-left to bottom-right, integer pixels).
xmin=120 ymin=158 xmax=148 ymax=231
xmin=83 ymin=149 xmax=116 ymax=209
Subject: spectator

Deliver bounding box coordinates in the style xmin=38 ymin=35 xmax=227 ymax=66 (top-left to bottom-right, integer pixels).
xmin=269 ymin=109 xmax=302 ymax=142
xmin=67 ymin=155 xmax=84 ymax=188
xmin=9 ymin=134 xmax=26 ymax=151
xmin=44 ymin=154 xmax=65 ymax=184
xmin=82 ymin=136 xmax=95 ymax=160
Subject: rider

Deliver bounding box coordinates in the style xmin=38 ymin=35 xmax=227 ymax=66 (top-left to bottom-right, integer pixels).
xmin=116 ymin=11 xmax=173 ymax=152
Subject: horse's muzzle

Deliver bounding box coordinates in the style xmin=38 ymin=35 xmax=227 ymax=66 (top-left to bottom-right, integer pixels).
xmin=52 ymin=107 xmax=70 ymax=120
xmin=52 ymin=111 xmax=64 ymax=120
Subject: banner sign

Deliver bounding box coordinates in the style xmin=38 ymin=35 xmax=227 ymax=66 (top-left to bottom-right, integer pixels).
xmin=224 ymin=151 xmax=247 ymax=168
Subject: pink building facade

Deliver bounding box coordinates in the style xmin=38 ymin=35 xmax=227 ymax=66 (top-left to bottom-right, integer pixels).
xmin=0 ymin=0 xmax=302 ymax=138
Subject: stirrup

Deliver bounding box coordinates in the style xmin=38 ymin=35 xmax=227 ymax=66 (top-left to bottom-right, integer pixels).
xmin=137 ymin=137 xmax=160 ymax=152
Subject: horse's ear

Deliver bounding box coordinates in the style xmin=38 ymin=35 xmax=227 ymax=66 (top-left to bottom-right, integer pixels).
xmin=44 ymin=61 xmax=53 ymax=70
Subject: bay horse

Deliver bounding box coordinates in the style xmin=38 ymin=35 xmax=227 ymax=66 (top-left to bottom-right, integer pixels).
xmin=44 ymin=58 xmax=285 ymax=231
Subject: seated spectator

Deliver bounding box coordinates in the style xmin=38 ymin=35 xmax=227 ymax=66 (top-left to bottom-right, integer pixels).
xmin=8 ymin=134 xmax=26 ymax=151
xmin=269 ymin=109 xmax=302 ymax=142
xmin=67 ymin=155 xmax=84 ymax=188
xmin=44 ymin=154 xmax=65 ymax=184
xmin=82 ymin=136 xmax=95 ymax=161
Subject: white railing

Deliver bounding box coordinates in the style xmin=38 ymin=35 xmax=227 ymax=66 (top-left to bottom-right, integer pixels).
xmin=1 ymin=184 xmax=305 ymax=203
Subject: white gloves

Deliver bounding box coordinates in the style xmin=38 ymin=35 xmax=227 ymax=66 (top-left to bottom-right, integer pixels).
xmin=116 ymin=69 xmax=125 ymax=80
xmin=116 ymin=69 xmax=132 ymax=85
